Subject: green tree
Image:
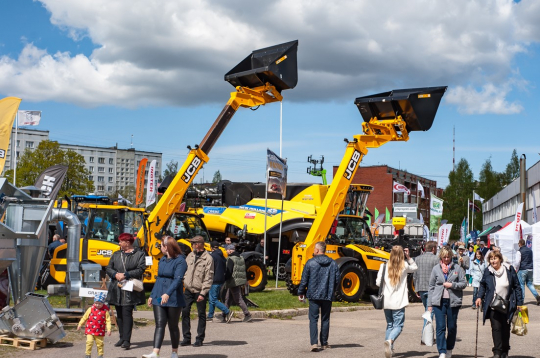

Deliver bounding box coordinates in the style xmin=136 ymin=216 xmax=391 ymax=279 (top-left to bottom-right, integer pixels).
xmin=501 ymin=149 xmax=519 ymax=186
xmin=212 ymin=170 xmax=222 ymax=183
xmin=477 ymin=157 xmax=503 ymax=202
xmin=442 ymin=158 xmax=475 ymax=241
xmin=163 ymin=159 xmax=178 ymax=178
xmin=4 ymin=140 xmax=93 ymax=197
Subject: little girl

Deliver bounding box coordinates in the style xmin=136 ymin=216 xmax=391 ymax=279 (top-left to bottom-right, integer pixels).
xmin=78 ymin=292 xmax=112 ymax=358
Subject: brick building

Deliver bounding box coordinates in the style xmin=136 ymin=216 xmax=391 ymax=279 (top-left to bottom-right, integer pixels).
xmin=333 ymin=165 xmax=444 ymax=225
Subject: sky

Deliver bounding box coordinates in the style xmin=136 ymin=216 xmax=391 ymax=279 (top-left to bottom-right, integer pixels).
xmin=1 ymin=0 xmax=540 ymax=189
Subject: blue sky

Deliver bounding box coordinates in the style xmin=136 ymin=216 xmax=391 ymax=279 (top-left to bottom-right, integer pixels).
xmin=1 ymin=0 xmax=540 ymax=189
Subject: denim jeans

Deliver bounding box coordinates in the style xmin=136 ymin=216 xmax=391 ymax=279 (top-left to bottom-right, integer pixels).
xmin=383 ymin=308 xmax=405 ymax=343
xmin=308 ymin=299 xmax=332 ymax=346
xmin=517 ymin=270 xmax=538 ymax=301
xmin=207 ymin=284 xmax=229 ymax=318
xmin=432 ymin=298 xmax=460 ymax=354
xmin=473 ymin=287 xmax=479 ymax=305
xmin=418 ymin=291 xmax=433 ymax=327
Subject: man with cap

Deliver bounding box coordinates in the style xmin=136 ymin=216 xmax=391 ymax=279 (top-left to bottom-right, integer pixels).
xmin=456 ymin=244 xmax=470 ymax=271
xmin=224 ymin=244 xmax=252 ymax=322
xmin=479 ymin=241 xmax=489 ymax=257
xmin=207 ymin=241 xmax=233 ymax=322
xmin=181 ymin=235 xmax=214 ymax=347
xmin=77 ymin=291 xmax=111 ymax=358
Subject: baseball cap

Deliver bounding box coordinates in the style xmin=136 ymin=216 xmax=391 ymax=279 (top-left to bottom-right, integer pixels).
xmin=94 ymin=291 xmax=107 ymax=303
xmin=211 ymin=241 xmax=220 ymax=248
xmin=458 ymin=245 xmax=466 ymax=250
xmin=480 ymin=241 xmax=486 ymax=245
xmin=226 ymin=244 xmax=235 ymax=251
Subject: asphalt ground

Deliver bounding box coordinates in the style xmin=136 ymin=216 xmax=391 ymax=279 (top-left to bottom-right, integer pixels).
xmin=9 ymin=287 xmax=540 ymax=358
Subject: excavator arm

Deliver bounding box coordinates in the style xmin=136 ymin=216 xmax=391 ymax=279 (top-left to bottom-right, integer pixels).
xmin=291 ymin=86 xmax=447 ymax=284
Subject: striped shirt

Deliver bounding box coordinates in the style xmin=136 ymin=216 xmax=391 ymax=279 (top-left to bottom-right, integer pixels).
xmin=413 ymin=252 xmax=439 ymax=292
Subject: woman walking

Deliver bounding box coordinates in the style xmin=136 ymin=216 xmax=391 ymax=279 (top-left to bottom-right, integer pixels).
xmin=428 ymin=246 xmax=467 ymax=358
xmin=476 ymin=251 xmax=523 ymax=358
xmin=106 ymin=233 xmax=146 ymax=350
xmin=466 ymin=245 xmax=475 ymax=285
xmin=143 ymin=236 xmax=187 ymax=358
xmin=376 ymin=245 xmax=417 ymax=358
xmin=470 ymin=249 xmax=486 ymax=309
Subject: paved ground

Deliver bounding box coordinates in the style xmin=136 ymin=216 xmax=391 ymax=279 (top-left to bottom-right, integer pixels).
xmin=8 ymin=287 xmax=540 ymax=358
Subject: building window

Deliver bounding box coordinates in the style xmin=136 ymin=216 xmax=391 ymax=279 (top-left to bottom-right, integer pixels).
xmin=89 ymin=157 xmax=94 ymax=163
xmin=16 ymin=140 xmax=20 ymax=148
xmin=109 ymin=158 xmax=114 ymax=164
xmin=98 ymin=167 xmax=104 ymax=173
xmin=109 ymin=168 xmax=113 ymax=173
xmin=108 ymin=186 xmax=113 ymax=191
xmin=89 ymin=175 xmax=93 ymax=181
xmin=97 ymin=185 xmax=104 ymax=191
xmin=98 ymin=176 xmax=104 ymax=182
xmin=25 ymin=141 xmax=34 ymax=149
xmin=98 ymin=157 xmax=105 ymax=164
xmin=108 ymin=177 xmax=113 ymax=182
xmin=89 ymin=166 xmax=94 ymax=172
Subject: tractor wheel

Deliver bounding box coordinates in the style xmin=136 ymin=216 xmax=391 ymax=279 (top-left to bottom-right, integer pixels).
xmin=272 ymin=263 xmax=287 ymax=280
xmin=335 ymin=262 xmax=367 ymax=303
xmin=285 ymin=274 xmax=299 ymax=296
xmin=245 ymin=257 xmax=267 ymax=292
xmin=407 ymin=273 xmax=421 ymax=302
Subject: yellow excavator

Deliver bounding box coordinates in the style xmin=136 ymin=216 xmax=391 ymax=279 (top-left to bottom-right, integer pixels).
xmin=287 ymin=86 xmax=447 ymax=302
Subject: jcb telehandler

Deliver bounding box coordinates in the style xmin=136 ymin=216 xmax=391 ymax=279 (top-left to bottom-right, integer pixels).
xmin=287 ymin=86 xmax=447 ymax=302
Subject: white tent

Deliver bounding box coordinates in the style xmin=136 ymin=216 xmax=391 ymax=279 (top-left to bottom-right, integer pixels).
xmin=522 ymin=221 xmax=540 ymax=285
xmin=492 ymin=221 xmax=531 ymax=273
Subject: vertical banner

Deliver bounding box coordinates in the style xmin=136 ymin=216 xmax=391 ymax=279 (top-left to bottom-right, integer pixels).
xmin=438 ymin=224 xmax=453 ymax=246
xmin=135 ymin=158 xmax=148 ymax=206
xmin=514 ymin=202 xmax=524 ymax=241
xmin=430 ymin=195 xmax=444 ymax=232
xmin=266 ymin=149 xmax=287 ymax=199
xmin=385 ymin=207 xmax=391 ymax=222
xmin=34 ymin=164 xmax=68 ymax=200
xmin=146 ymin=160 xmax=157 ymax=207
xmin=460 ymin=217 xmax=468 ymax=241
xmin=0 ymin=97 xmax=22 ymax=174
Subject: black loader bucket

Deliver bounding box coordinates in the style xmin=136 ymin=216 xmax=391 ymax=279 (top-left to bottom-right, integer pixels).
xmin=354 ymin=86 xmax=447 ymax=132
xmin=225 ymin=40 xmax=298 ymax=92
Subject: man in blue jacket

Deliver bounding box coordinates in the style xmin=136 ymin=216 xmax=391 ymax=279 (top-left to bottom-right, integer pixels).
xmin=298 ymin=241 xmax=340 ymax=352
xmin=207 ymin=241 xmax=233 ymax=322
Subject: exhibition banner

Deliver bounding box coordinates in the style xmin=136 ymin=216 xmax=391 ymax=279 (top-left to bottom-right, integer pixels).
xmin=430 ymin=195 xmax=444 ymax=232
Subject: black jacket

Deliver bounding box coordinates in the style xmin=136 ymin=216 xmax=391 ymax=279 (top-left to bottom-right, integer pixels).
xmin=477 ymin=263 xmax=523 ymax=324
xmin=211 ymin=249 xmax=227 ymax=284
xmin=106 ymin=248 xmax=146 ymax=306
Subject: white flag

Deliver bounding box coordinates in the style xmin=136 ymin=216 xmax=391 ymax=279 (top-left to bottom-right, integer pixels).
xmin=17 ymin=110 xmax=41 ymax=126
xmin=417 ymin=181 xmax=425 ymax=198
xmin=473 ymin=192 xmax=484 ymax=203
xmin=146 ymin=160 xmax=157 ymax=207
xmin=393 ymin=181 xmax=410 ymax=195
xmin=514 ymin=202 xmax=524 ymax=239
xmin=420 ymin=212 xmax=424 ymax=223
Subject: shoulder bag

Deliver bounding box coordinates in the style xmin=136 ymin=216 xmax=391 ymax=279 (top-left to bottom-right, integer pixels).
xmin=490 ymin=292 xmax=509 ymax=314
xmin=370 ymin=264 xmax=386 ymax=310
xmin=120 ymin=252 xmax=144 ymax=292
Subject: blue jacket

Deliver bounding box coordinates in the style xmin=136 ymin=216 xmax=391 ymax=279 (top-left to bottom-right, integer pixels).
xmin=298 ymin=254 xmax=340 ymax=301
xmin=150 ymin=255 xmax=187 ymax=307
xmin=477 ymin=263 xmax=523 ymax=324
xmin=211 ymin=249 xmax=227 ymax=284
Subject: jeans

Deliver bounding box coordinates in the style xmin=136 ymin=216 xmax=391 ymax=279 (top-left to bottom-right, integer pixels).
xmin=153 ymin=305 xmax=182 ymax=349
xmin=181 ymin=289 xmax=207 ymax=342
xmin=517 ymin=270 xmax=538 ymax=301
xmin=115 ymin=305 xmax=134 ymax=343
xmin=432 ymin=298 xmax=460 ymax=354
xmin=489 ymin=309 xmax=511 ymax=355
xmin=383 ymin=308 xmax=405 ymax=343
xmin=207 ymin=284 xmax=229 ymax=318
xmin=473 ymin=287 xmax=479 ymax=305
xmin=308 ymin=299 xmax=332 ymax=346
xmin=418 ymin=291 xmax=433 ymax=327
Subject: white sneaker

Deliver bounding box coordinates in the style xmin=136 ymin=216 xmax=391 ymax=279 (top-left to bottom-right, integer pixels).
xmin=439 ymin=354 xmax=446 ymax=358
xmin=384 ymin=340 xmax=392 ymax=358
xmin=142 ymin=352 xmax=159 ymax=358
xmin=171 ymin=353 xmax=178 ymax=358
xmin=446 ymin=350 xmax=452 ymax=358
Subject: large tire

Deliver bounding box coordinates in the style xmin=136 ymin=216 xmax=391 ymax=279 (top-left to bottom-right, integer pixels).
xmin=407 ymin=273 xmax=421 ymax=302
xmin=335 ymin=262 xmax=367 ymax=303
xmin=245 ymin=257 xmax=267 ymax=292
xmin=285 ymin=274 xmax=299 ymax=296
xmin=272 ymin=263 xmax=287 ymax=280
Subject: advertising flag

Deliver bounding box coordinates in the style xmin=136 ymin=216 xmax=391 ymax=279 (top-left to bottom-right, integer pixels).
xmin=386 ymin=207 xmax=391 ymax=222
xmin=473 ymin=192 xmax=484 ymax=203
xmin=430 ymin=195 xmax=444 ymax=232
xmin=417 ymin=181 xmax=425 ymax=198
xmin=146 ymin=160 xmax=157 ymax=207
xmin=514 ymin=202 xmax=524 ymax=240
xmin=420 ymin=212 xmax=424 ymax=224
xmin=393 ymin=181 xmax=410 ymax=195
xmin=267 ymin=149 xmax=287 ymax=199
xmin=0 ymin=97 xmax=22 ymax=174
xmin=17 ymin=110 xmax=41 ymax=126
xmin=135 ymin=158 xmax=148 ymax=206
xmin=438 ymin=223 xmax=453 ymax=246
xmin=374 ymin=208 xmax=379 ymax=221
xmin=460 ymin=217 xmax=468 ymax=241
xmin=34 ymin=164 xmax=68 ymax=200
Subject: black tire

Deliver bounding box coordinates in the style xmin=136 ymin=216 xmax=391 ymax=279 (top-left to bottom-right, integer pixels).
xmin=285 ymin=274 xmax=299 ymax=296
xmin=335 ymin=262 xmax=367 ymax=303
xmin=407 ymin=273 xmax=421 ymax=302
xmin=245 ymin=257 xmax=267 ymax=292
xmin=272 ymin=263 xmax=287 ymax=280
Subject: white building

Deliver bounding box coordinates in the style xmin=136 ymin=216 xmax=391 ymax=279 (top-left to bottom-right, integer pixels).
xmin=3 ymin=128 xmax=49 ymax=173
xmin=482 ymin=159 xmax=540 ymax=230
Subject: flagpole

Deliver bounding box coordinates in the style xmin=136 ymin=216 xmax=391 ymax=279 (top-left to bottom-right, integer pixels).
xmin=276 ymin=198 xmax=284 ymax=288
xmin=263 ymin=155 xmax=268 ymax=266
xmin=467 ymin=198 xmax=470 ymax=233
xmin=13 ymin=112 xmax=18 ymax=185
xmin=472 ymin=191 xmax=475 ymax=232
xmin=417 ymin=182 xmax=420 ymax=220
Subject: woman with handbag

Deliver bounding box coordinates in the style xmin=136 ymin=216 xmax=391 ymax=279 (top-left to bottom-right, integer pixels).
xmin=142 ymin=236 xmax=187 ymax=358
xmin=475 ymin=251 xmax=523 ymax=358
xmin=376 ymin=245 xmax=417 ymax=358
xmin=427 ymin=246 xmax=467 ymax=358
xmin=106 ymin=233 xmax=146 ymax=350
xmin=470 ymin=249 xmax=486 ymax=309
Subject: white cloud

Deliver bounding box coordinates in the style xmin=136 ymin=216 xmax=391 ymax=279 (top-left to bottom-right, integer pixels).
xmin=0 ymin=0 xmax=538 ymax=110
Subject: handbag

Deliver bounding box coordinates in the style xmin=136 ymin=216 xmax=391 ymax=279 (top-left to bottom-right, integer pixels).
xmin=120 ymin=252 xmax=144 ymax=292
xmin=511 ymin=312 xmax=528 ymax=336
xmin=370 ymin=264 xmax=385 ymax=310
xmin=490 ymin=292 xmax=509 ymax=314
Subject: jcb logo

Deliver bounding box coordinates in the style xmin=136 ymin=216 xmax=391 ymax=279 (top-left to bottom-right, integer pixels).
xmin=0 ymin=149 xmax=5 ymax=159
xmin=97 ymin=249 xmax=113 ymax=257
xmin=181 ymin=156 xmax=202 ymax=183
xmin=344 ymin=150 xmax=361 ymax=180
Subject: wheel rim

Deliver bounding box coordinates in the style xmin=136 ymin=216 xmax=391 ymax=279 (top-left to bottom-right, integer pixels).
xmin=248 ymin=265 xmax=263 ymax=287
xmin=341 ymin=272 xmax=360 ymax=296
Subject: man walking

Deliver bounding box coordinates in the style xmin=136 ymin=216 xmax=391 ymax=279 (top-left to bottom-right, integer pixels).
xmin=298 ymin=242 xmax=340 ymax=352
xmin=224 ymin=244 xmax=252 ymax=322
xmin=456 ymin=245 xmax=470 ymax=271
xmin=413 ymin=241 xmax=439 ymax=313
xmin=181 ymin=236 xmax=214 ymax=347
xmin=515 ymin=239 xmax=540 ymax=305
xmin=479 ymin=241 xmax=489 ymax=257
xmin=207 ymin=241 xmax=233 ymax=322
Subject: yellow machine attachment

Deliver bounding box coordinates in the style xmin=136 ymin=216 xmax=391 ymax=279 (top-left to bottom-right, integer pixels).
xmin=289 ymin=86 xmax=447 ymax=301
xmin=137 ymin=41 xmax=298 ymax=282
